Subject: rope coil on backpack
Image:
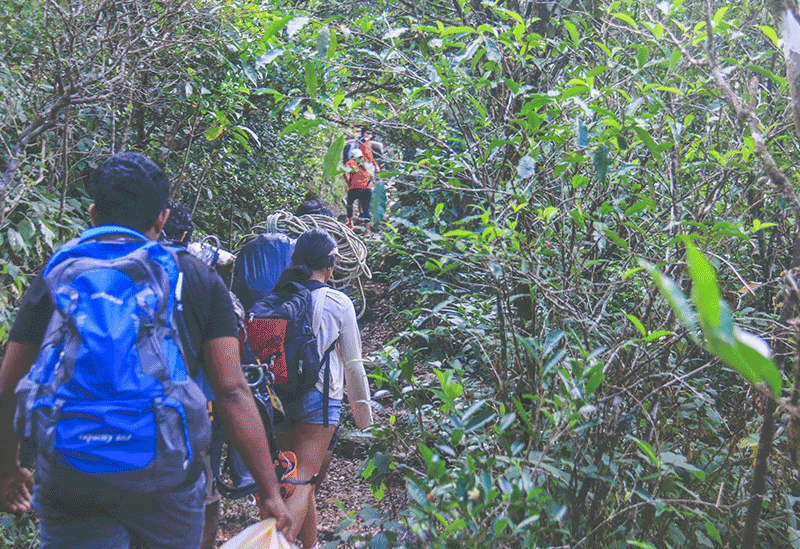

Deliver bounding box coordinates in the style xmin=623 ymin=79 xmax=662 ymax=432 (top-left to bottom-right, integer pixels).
xmin=239 ymin=212 xmax=372 ymax=317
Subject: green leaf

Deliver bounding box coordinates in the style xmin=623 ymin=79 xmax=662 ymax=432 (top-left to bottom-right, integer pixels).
xmin=263 ymin=15 xmax=294 ymax=41
xmin=592 ymin=145 xmax=609 ymax=181
xmin=563 ymin=20 xmax=579 ymax=43
xmin=442 ymin=229 xmax=478 ymax=238
xmin=602 ymin=228 xmax=628 ymax=251
xmin=628 ymin=435 xmax=659 ymax=466
xmin=584 ymin=369 xmax=604 ymax=395
xmin=633 ymin=125 xmax=661 ymax=162
xmin=442 ymin=25 xmax=476 ymax=36
xmin=242 ymin=62 xmax=258 ymax=85
xmin=484 ymin=37 xmax=501 ymax=62
xmin=705 ymin=520 xmax=722 ymax=545
xmin=316 ymin=26 xmax=330 ymax=56
xmin=611 ymin=12 xmax=638 ymax=29
xmin=643 ymin=330 xmax=672 ymax=342
xmin=636 ymin=46 xmax=649 ymax=68
xmin=323 ymin=136 xmax=345 ymax=180
xmin=370 ymin=532 xmax=389 ymax=549
xmin=327 ymin=28 xmax=338 ymax=58
xmin=660 ymin=451 xmax=705 ymax=481
xmin=733 ymin=328 xmax=781 ymax=396
xmin=575 ymin=119 xmax=589 ymax=147
xmin=371 ymin=178 xmax=387 ymax=224
xmin=7 ymin=229 xmax=26 ymax=254
xmin=516 ymin=155 xmax=536 ymax=179
xmin=685 ymin=242 xmax=721 ymax=329
xmin=627 ymin=314 xmax=646 ymax=337
xmin=627 ymin=542 xmax=657 ymax=549
xmin=255 ymin=50 xmax=283 ymax=70
xmin=18 ymin=218 xmax=36 ymax=242
xmin=713 ymin=6 xmax=729 ymax=26
xmin=205 ymin=126 xmax=224 ymax=141
xmin=757 ymin=25 xmax=778 ymax=47
xmin=639 ymin=259 xmax=699 ymax=342
xmin=304 ymin=61 xmax=318 ymax=97
xmin=406 ymin=480 xmax=429 ymax=507
xmin=287 ymin=16 xmax=310 ymax=38
xmin=626 ymin=200 xmax=651 ymax=215
xmin=445 ymin=518 xmax=467 ymax=535
xmin=669 ymin=47 xmax=681 ymax=68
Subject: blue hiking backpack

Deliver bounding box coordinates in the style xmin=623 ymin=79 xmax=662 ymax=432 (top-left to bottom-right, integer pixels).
xmin=14 ymin=225 xmax=211 ymax=494
xmin=232 ymin=233 xmax=296 ymax=312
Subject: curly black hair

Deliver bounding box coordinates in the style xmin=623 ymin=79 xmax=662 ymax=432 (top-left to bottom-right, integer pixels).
xmin=163 ymin=199 xmax=193 ymax=245
xmin=294 ymin=199 xmax=334 ymax=218
xmin=88 ymin=152 xmax=170 ymax=234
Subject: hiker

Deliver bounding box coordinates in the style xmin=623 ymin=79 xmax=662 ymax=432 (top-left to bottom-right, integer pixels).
xmin=294 ymin=198 xmax=335 ymax=218
xmin=162 ymin=199 xmax=194 ymax=247
xmin=259 ymin=228 xmax=373 ymax=549
xmin=343 ymin=149 xmax=374 ymax=232
xmin=357 ymin=127 xmax=383 ymax=181
xmin=162 ymin=198 xmax=232 ymax=549
xmin=228 ymin=200 xmax=340 ymax=491
xmin=0 ymin=151 xmax=291 ymax=546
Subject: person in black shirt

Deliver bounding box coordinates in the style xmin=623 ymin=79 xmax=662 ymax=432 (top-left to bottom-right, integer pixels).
xmin=0 ymin=152 xmax=291 ymax=548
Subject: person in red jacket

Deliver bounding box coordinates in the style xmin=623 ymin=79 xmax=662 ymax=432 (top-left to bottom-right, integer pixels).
xmin=343 ymin=148 xmax=373 ymax=233
xmin=358 ymin=127 xmax=381 ymax=181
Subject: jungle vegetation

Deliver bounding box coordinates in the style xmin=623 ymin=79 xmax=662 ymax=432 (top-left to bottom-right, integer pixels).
xmin=2 ymin=0 xmax=800 ymax=547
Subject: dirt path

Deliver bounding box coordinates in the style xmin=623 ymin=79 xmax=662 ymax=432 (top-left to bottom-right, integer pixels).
xmin=217 ymin=279 xmax=405 ymax=547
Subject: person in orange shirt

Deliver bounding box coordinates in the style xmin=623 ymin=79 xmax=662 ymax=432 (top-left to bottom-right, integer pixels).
xmin=357 ymin=128 xmax=381 ymax=181
xmin=343 ymin=148 xmax=374 ymax=233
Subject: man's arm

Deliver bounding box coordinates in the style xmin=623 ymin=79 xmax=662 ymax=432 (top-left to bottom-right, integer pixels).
xmin=0 ymin=342 xmax=38 ymax=512
xmin=202 ymin=336 xmax=292 ymax=534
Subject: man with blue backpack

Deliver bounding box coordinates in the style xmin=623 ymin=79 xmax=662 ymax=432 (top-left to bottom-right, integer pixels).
xmin=0 ymin=152 xmax=291 ymax=547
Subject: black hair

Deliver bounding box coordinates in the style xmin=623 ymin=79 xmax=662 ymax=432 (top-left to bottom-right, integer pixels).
xmin=274 ymin=228 xmax=337 ymax=286
xmin=163 ymin=199 xmax=194 ymax=245
xmin=294 ymin=199 xmax=334 ymax=218
xmin=89 ymin=151 xmax=170 ymax=234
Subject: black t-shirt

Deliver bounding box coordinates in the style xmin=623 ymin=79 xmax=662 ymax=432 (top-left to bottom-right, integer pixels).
xmin=9 ymin=249 xmax=237 ymax=379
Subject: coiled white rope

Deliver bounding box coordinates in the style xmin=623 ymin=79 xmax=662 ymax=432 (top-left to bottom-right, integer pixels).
xmin=238 ymin=211 xmax=372 ymax=316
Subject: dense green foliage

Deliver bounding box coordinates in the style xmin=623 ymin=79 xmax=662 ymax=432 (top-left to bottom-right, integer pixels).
xmin=3 ymin=0 xmax=800 ymax=547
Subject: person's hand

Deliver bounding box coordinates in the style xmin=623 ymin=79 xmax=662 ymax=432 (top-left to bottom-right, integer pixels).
xmin=257 ymin=492 xmax=292 ymax=538
xmin=0 ymin=467 xmax=33 ymax=513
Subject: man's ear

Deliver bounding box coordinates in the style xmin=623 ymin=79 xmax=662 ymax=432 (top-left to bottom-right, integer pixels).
xmin=149 ymin=208 xmax=170 ymax=239
xmin=88 ymin=204 xmax=98 ymax=226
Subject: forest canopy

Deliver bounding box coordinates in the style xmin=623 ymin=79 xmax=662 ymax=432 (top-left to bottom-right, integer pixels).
xmin=2 ymin=0 xmax=800 ymax=547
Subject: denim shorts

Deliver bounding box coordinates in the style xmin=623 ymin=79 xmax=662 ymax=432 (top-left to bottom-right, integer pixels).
xmin=274 ymin=387 xmax=342 ymax=432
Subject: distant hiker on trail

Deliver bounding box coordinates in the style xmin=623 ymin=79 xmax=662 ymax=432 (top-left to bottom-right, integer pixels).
xmin=357 ymin=127 xmax=383 ymax=181
xmin=341 ymin=131 xmax=361 ymax=168
xmin=251 ymin=228 xmax=373 ymax=549
xmin=0 ymin=151 xmax=291 ymax=546
xmin=343 ymin=148 xmax=374 ymax=234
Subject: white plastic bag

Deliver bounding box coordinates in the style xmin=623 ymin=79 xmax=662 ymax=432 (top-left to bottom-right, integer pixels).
xmin=219 ymin=518 xmax=298 ymax=549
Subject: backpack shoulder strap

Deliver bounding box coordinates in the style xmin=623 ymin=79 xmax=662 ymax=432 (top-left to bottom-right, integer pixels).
xmin=305 ymin=283 xmax=337 ymax=428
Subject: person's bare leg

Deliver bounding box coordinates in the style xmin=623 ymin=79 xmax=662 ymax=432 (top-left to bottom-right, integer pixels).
xmin=282 ymin=423 xmax=335 ymax=547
